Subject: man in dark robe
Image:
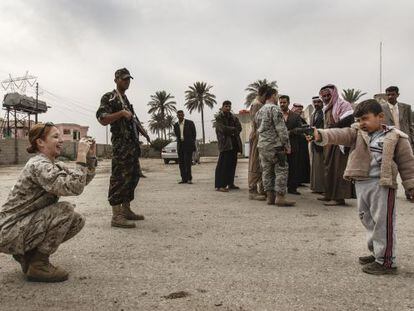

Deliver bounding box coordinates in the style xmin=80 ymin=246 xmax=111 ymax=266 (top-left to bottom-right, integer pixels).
xmin=292 ymin=103 xmax=311 ymax=185
xmin=309 ymin=96 xmax=325 ymax=194
xmin=279 ymin=96 xmax=309 ymax=195
xmin=319 ymin=84 xmax=355 ymax=206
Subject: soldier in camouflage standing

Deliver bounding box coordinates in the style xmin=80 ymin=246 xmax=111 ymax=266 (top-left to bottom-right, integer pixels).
xmin=96 ymin=68 xmax=150 ymax=228
xmin=255 ymin=88 xmax=295 ymax=206
xmin=248 ymin=84 xmax=268 ymax=201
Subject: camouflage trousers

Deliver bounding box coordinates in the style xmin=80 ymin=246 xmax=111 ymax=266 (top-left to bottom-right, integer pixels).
xmin=258 ymin=148 xmax=288 ymax=195
xmin=109 ymin=145 xmax=140 ymax=206
xmin=0 ymin=202 xmax=85 ymax=255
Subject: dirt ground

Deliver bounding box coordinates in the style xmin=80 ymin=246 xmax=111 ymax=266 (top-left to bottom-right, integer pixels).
xmin=1 ymin=158 xmax=414 ymax=311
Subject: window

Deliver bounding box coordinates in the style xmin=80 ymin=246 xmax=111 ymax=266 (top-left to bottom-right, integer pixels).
xmin=63 ymin=129 xmax=71 ymax=135
xmin=73 ymin=130 xmax=80 ymax=140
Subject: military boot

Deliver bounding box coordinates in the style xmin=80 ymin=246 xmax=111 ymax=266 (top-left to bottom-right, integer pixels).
xmin=13 ymin=249 xmax=36 ymax=274
xmin=275 ymin=194 xmax=296 ymax=207
xmin=26 ymin=251 xmax=68 ymax=282
xmin=266 ymin=191 xmax=276 ymax=205
xmin=111 ymin=205 xmax=136 ymax=228
xmin=249 ymin=190 xmax=266 ymax=201
xmin=123 ymin=203 xmax=145 ymax=221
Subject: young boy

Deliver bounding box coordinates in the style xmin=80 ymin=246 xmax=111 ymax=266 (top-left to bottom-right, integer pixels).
xmin=311 ymin=99 xmax=414 ymax=275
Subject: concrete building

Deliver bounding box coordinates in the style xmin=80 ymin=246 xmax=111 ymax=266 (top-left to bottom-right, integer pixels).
xmin=235 ymin=110 xmax=251 ymax=144
xmin=55 ymin=123 xmax=89 ymax=141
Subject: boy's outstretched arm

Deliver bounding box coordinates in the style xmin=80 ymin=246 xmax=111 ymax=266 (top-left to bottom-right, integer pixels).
xmin=313 ymin=127 xmax=357 ymax=147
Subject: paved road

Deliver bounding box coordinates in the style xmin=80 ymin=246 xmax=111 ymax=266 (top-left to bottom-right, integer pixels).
xmin=1 ymin=158 xmax=413 ymax=311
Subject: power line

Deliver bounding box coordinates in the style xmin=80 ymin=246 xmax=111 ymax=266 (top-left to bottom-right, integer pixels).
xmin=43 ymin=98 xmax=94 ymax=119
xmin=39 ymin=87 xmax=96 ymax=113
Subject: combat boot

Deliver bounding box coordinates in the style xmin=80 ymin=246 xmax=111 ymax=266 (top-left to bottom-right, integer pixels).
xmin=111 ymin=205 xmax=136 ymax=228
xmin=26 ymin=251 xmax=68 ymax=282
xmin=275 ymin=194 xmax=296 ymax=207
xmin=266 ymin=191 xmax=276 ymax=205
xmin=13 ymin=249 xmax=36 ymax=273
xmin=249 ymin=191 xmax=266 ymax=201
xmin=123 ymin=203 xmax=145 ymax=221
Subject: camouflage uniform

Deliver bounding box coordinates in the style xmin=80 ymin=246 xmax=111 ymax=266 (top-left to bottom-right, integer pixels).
xmin=0 ymin=154 xmax=95 ymax=255
xmin=255 ymin=103 xmax=290 ymax=195
xmin=96 ymin=90 xmax=141 ymax=206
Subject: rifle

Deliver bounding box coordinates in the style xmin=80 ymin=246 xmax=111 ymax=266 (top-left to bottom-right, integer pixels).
xmin=292 ymin=125 xmax=314 ymax=137
xmin=131 ymin=110 xmax=151 ymax=144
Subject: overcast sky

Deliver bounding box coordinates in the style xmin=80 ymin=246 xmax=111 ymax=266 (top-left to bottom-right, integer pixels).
xmin=1 ymin=0 xmax=413 ymax=143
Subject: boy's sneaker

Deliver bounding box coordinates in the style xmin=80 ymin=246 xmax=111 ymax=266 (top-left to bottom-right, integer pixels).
xmin=362 ymin=262 xmax=397 ymax=275
xmin=358 ymin=255 xmax=375 ymax=265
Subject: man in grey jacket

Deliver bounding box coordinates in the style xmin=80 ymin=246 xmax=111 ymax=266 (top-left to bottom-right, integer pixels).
xmin=381 ymin=86 xmax=414 ymax=200
xmin=381 ymin=86 xmax=414 ymax=148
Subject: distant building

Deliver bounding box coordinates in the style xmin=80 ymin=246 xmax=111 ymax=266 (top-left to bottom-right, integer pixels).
xmin=235 ymin=110 xmax=251 ymax=144
xmin=55 ymin=123 xmax=89 ymax=141
xmin=0 ymin=118 xmax=36 ymax=139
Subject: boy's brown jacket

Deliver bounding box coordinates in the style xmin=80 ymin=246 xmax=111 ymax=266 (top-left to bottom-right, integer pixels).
xmin=316 ymin=123 xmax=414 ymax=190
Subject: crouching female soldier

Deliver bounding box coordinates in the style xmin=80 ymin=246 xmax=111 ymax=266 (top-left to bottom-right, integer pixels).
xmin=0 ymin=123 xmax=97 ymax=282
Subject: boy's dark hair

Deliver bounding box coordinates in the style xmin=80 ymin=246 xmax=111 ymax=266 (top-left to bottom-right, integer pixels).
xmin=258 ymin=85 xmax=269 ymax=97
xmin=264 ymin=88 xmax=277 ymax=100
xmin=385 ymin=86 xmax=399 ymax=94
xmin=354 ymin=99 xmax=383 ymax=118
xmin=177 ymin=110 xmax=184 ymax=114
xmin=279 ymin=95 xmax=290 ymax=103
xmin=222 ymin=100 xmax=232 ymax=106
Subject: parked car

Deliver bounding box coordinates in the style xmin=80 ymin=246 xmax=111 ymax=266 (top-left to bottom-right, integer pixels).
xmin=161 ymin=141 xmax=201 ymax=164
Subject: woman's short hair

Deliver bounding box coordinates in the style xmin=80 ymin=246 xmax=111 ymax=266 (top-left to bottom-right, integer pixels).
xmin=27 ymin=122 xmax=55 ymax=153
xmin=263 ymin=88 xmax=277 ymax=101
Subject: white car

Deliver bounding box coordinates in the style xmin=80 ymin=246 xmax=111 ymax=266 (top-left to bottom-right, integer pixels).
xmin=161 ymin=141 xmax=201 ymax=165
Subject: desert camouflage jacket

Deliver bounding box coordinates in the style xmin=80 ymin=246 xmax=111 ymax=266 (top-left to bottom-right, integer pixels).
xmin=255 ymin=103 xmax=290 ymax=151
xmin=0 ymin=154 xmax=96 ymax=248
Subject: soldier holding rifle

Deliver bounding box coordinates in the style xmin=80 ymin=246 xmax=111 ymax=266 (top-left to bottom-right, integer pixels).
xmin=96 ymin=68 xmax=150 ymax=228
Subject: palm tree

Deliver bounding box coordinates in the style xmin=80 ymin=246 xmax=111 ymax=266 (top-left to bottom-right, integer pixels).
xmin=341 ymin=88 xmax=367 ymax=104
xmin=164 ymin=115 xmax=175 ymax=138
xmin=148 ymin=91 xmax=177 ymax=139
xmin=245 ymin=79 xmax=277 ymax=108
xmin=148 ymin=113 xmax=164 ymax=139
xmin=185 ymin=81 xmax=217 ymax=145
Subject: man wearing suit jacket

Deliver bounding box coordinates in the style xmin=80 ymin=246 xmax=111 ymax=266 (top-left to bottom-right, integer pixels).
xmin=381 ymin=86 xmax=414 ymax=148
xmin=174 ymin=110 xmax=197 ymax=184
xmin=382 ymin=86 xmax=414 ymax=200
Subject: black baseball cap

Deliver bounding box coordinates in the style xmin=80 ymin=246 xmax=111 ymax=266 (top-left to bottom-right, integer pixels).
xmin=115 ymin=68 xmax=134 ymax=80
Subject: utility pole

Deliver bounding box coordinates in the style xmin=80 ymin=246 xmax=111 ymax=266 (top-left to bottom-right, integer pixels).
xmin=14 ymin=108 xmax=18 ymax=164
xmin=379 ymin=42 xmax=383 ymax=93
xmin=35 ymin=82 xmax=39 ymax=123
